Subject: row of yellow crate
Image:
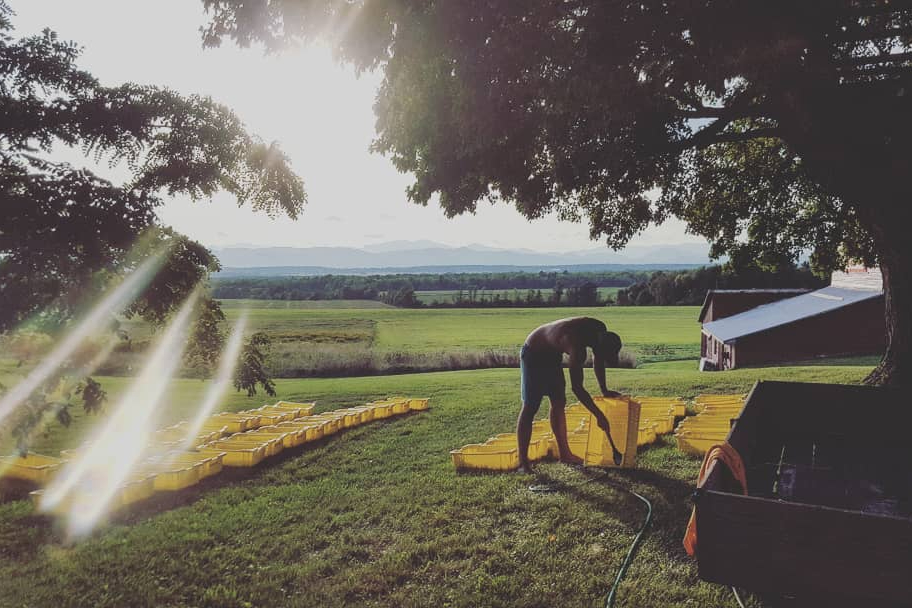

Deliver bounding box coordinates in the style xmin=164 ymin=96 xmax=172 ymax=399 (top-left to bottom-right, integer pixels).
xmin=194 ymin=397 xmax=430 ymax=467
xmin=674 ymin=393 xmax=747 ymax=456
xmin=7 ymin=397 xmax=429 ymax=512
xmin=452 ymin=395 xmax=681 ymax=471
xmin=28 ymin=449 xmax=229 ymax=513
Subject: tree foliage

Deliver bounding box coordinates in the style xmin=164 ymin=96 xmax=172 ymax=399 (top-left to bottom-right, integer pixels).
xmin=1 ymin=0 xmax=305 ymax=333
xmin=234 ymin=332 xmax=276 ymax=397
xmin=202 ymin=0 xmax=912 ymax=383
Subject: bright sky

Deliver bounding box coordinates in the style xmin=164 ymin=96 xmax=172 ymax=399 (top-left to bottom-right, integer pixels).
xmin=12 ymin=0 xmax=707 ymax=251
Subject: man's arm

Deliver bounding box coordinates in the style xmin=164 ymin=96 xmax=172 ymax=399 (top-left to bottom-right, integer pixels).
xmin=568 ymin=348 xmax=598 ymax=413
xmin=593 ymin=352 xmax=622 ymax=398
xmin=570 ymin=347 xmax=622 ymax=460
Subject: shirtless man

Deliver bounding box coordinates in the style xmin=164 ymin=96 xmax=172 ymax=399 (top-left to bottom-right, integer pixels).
xmin=517 ymin=317 xmax=624 ymax=473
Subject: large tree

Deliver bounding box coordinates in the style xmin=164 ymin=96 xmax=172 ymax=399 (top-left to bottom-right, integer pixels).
xmin=202 ymin=0 xmax=912 ymax=384
xmin=0 ymin=1 xmax=305 ymax=440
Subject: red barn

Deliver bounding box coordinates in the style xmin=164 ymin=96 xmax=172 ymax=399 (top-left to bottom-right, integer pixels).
xmin=699 ymin=268 xmax=884 ymax=370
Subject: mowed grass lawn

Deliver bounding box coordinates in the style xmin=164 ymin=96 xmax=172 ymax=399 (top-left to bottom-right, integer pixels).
xmin=0 ymin=360 xmax=874 ymax=607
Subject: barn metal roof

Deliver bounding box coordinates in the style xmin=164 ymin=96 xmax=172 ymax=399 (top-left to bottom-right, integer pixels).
xmin=702 ymin=286 xmax=883 ymax=343
xmin=697 ymin=289 xmax=810 ymax=323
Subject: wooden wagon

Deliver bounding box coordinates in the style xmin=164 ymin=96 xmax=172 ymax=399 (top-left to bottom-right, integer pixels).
xmin=694 ymin=380 xmax=912 ymax=606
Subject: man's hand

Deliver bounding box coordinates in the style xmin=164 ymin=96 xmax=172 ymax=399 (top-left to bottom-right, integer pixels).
xmin=602 ymin=389 xmax=623 ymax=398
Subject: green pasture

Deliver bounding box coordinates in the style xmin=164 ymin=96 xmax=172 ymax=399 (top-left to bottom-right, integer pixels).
xmin=0 ymin=360 xmax=874 ymax=607
xmin=111 ymin=303 xmax=702 ymax=377
xmin=219 ymin=302 xmax=699 ymax=359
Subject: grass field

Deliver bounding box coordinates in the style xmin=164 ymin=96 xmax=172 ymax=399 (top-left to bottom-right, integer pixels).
xmin=108 ymin=303 xmax=702 ymax=378
xmin=0 ymin=360 xmax=875 ymax=607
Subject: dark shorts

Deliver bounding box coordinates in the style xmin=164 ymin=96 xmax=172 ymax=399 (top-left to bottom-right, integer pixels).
xmin=520 ymin=344 xmax=565 ymax=407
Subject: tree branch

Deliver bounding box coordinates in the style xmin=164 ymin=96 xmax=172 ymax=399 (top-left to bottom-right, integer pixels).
xmin=837 ymin=51 xmax=912 ymax=67
xmin=677 ymin=126 xmax=782 ymax=151
xmin=680 ymin=104 xmax=770 ymax=120
xmin=830 ymin=25 xmax=912 ymax=44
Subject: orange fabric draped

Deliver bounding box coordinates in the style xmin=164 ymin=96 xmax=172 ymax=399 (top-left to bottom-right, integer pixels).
xmin=683 ymin=442 xmax=748 ymax=557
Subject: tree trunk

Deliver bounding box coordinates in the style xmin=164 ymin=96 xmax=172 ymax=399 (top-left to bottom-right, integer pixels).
xmin=860 ymin=206 xmax=912 ymax=387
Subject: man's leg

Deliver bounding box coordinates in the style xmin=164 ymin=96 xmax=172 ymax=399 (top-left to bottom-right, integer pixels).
xmin=516 ymin=397 xmax=542 ymax=473
xmin=548 ymin=395 xmax=583 ymax=465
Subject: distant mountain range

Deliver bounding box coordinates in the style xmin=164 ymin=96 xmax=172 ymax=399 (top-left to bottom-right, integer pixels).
xmin=211 ymin=241 xmax=715 ymax=277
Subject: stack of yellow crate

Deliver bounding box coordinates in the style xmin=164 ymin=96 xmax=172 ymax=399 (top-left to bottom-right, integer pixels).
xmin=452 ymin=396 xmax=651 ymax=471
xmin=674 ymin=393 xmax=747 ymax=456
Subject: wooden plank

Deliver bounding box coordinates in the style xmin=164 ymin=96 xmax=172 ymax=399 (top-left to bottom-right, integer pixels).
xmin=697 ymin=490 xmax=912 ymax=604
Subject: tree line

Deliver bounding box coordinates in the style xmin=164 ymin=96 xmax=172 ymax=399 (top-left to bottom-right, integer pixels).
xmin=211 ymin=270 xmax=650 ymax=302
xmin=212 ymin=263 xmax=828 ymax=308
xmin=616 ymin=264 xmax=827 ymax=306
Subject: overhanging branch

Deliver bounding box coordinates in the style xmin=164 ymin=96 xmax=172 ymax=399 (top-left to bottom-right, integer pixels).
xmin=678 ymin=126 xmax=782 ymax=151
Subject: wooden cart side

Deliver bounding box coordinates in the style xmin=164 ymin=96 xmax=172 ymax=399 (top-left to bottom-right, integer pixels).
xmin=696 ymin=489 xmax=912 ymax=605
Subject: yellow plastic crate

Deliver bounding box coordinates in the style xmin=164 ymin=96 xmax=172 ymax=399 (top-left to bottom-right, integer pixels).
xmin=451 ymin=444 xmax=520 ymax=471
xmin=239 ymin=408 xmax=291 ymax=425
xmin=247 ymin=427 xmax=302 ymax=449
xmin=119 ymin=475 xmax=157 ymax=506
xmin=408 ymin=398 xmax=430 ymax=411
xmin=567 ymin=430 xmax=589 ymax=459
xmin=152 ymin=422 xmax=192 ymax=444
xmin=637 ymin=423 xmax=657 ymax=447
xmin=139 ymin=462 xmax=202 ymax=492
xmin=484 ymin=434 xmax=550 ymax=461
xmin=340 ymin=410 xmax=362 ymax=428
xmin=212 ymin=413 xmax=260 ymax=434
xmin=256 ymin=405 xmax=301 ymax=421
xmin=694 ymin=393 xmax=746 ymax=403
xmin=675 ymin=431 xmax=728 ymax=456
xmin=273 ymin=401 xmax=316 ymax=417
xmin=370 ymin=403 xmax=394 ymax=419
xmin=634 ymin=396 xmax=687 ymax=417
xmin=0 ymin=453 xmax=64 ymax=485
xmin=391 ymin=401 xmax=411 ymax=415
xmin=167 ymin=452 xmax=224 ymax=479
xmin=585 ymin=397 xmax=641 ymax=468
xmin=194 ymin=429 xmax=226 ymax=446
xmin=352 ymin=406 xmax=375 ymax=423
xmin=198 ymin=444 xmax=267 ymax=467
xmin=307 ymin=415 xmax=341 ymax=435
xmin=224 ymin=436 xmax=283 ymax=457
xmin=275 ymin=421 xmax=325 ymax=443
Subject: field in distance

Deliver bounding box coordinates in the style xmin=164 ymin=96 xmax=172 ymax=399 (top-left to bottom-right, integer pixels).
xmin=414 ymin=286 xmax=621 ymax=305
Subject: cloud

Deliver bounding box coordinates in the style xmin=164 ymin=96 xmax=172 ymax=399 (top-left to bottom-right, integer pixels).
xmin=324 ymin=215 xmax=343 ymax=222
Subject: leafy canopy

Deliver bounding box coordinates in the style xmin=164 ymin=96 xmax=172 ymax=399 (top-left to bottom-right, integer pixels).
xmin=1 ymin=0 xmax=306 ymax=331
xmin=201 ymin=0 xmax=912 ymax=272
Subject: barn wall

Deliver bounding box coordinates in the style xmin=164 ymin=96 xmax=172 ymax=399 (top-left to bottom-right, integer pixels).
xmin=731 ymin=297 xmax=885 ymax=368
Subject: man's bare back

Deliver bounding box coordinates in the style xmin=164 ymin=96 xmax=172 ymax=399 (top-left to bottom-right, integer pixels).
xmin=516 ymin=317 xmax=624 ymax=472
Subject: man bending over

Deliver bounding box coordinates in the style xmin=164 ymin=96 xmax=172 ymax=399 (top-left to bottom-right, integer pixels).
xmin=518 ymin=317 xmax=624 ymax=473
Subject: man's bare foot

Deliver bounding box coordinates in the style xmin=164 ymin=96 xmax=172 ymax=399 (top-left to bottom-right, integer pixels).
xmin=517 ymin=464 xmax=535 ymax=474
xmin=613 ymin=448 xmax=623 ymax=466
xmin=559 ymin=454 xmax=584 ymax=466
